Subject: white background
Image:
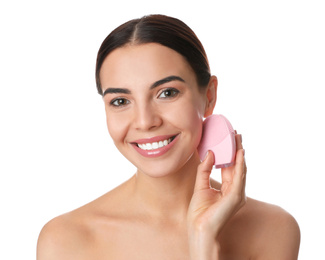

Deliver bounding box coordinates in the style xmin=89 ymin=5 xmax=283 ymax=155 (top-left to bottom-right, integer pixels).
xmin=0 ymin=0 xmax=324 ymax=259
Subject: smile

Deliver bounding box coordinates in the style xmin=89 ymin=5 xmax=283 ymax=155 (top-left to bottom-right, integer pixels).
xmin=132 ymin=134 xmax=179 ymax=158
xmin=137 ymin=136 xmax=175 ymax=150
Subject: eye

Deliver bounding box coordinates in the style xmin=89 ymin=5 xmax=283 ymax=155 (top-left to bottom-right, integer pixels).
xmin=158 ymin=88 xmax=180 ymax=99
xmin=110 ymin=98 xmax=130 ymax=107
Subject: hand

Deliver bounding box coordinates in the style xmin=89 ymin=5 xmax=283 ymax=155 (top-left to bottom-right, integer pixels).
xmin=187 ymin=133 xmax=247 ymax=239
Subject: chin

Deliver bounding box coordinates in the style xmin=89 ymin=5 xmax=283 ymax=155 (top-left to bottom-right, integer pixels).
xmin=134 ymin=150 xmax=198 ymax=179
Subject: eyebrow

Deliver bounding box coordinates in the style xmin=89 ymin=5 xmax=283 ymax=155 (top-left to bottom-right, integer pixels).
xmin=103 ymin=88 xmax=131 ymax=95
xmin=102 ymin=75 xmax=185 ymax=96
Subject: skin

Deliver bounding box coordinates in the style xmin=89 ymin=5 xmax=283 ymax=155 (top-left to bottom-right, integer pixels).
xmin=37 ymin=43 xmax=300 ymax=259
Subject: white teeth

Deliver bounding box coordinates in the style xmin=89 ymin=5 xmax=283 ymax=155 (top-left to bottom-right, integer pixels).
xmin=137 ymin=137 xmax=174 ymax=150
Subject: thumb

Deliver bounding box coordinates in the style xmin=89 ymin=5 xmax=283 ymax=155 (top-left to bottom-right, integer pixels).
xmin=194 ymin=151 xmax=215 ymax=192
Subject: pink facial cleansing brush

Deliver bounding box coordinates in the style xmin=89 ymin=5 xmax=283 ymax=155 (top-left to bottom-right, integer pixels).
xmin=197 ymin=114 xmax=236 ymax=168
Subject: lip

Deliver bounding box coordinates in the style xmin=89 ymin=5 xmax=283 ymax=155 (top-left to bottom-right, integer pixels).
xmin=131 ymin=134 xmax=180 ymax=158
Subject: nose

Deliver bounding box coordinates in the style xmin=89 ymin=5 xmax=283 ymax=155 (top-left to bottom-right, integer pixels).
xmin=133 ymin=103 xmax=162 ymax=131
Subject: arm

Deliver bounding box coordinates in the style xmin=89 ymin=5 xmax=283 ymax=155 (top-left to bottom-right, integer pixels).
xmin=187 ymin=134 xmax=246 ymax=259
xmin=37 ymin=219 xmax=63 ymax=260
xmin=188 ymin=229 xmax=220 ymax=259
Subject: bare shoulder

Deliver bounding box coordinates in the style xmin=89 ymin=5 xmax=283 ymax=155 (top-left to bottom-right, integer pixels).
xmin=233 ymin=198 xmax=301 ymax=259
xmin=37 ymin=210 xmax=93 ymax=260
xmin=37 ymin=180 xmax=132 ymax=260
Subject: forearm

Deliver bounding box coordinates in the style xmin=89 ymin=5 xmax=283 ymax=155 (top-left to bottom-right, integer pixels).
xmin=188 ymin=230 xmax=220 ymax=260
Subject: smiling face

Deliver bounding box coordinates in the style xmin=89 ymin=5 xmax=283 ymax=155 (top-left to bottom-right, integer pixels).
xmin=100 ymin=43 xmax=216 ymax=177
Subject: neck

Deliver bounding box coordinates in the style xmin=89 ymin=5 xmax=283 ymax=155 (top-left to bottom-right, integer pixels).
xmin=131 ymin=152 xmax=201 ymax=222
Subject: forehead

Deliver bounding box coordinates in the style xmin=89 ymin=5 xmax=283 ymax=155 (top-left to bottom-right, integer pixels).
xmin=99 ymin=43 xmax=196 ymax=89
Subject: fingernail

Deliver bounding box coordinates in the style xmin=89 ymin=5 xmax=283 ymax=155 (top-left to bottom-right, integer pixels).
xmin=203 ymin=151 xmax=209 ymax=161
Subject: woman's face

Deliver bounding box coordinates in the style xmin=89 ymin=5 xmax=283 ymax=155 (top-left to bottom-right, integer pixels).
xmin=100 ymin=43 xmax=214 ymax=177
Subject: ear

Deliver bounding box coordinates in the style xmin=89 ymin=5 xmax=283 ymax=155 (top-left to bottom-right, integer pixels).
xmin=204 ymin=75 xmax=218 ymax=117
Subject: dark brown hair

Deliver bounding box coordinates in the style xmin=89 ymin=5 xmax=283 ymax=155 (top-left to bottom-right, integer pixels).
xmin=95 ymin=14 xmax=211 ymax=95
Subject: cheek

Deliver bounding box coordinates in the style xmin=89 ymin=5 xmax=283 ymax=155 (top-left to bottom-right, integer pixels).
xmin=178 ymin=93 xmax=204 ymax=123
xmin=164 ymin=99 xmax=204 ymax=144
xmin=185 ymin=109 xmax=204 ymax=147
xmin=105 ymin=112 xmax=129 ymax=146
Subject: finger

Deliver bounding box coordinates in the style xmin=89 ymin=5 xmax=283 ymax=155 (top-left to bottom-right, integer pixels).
xmin=235 ymin=133 xmax=243 ymax=151
xmin=220 ymin=134 xmax=245 ymax=193
xmin=233 ymin=133 xmax=246 ymax=189
xmin=194 ymin=151 xmax=215 ymax=192
xmin=233 ymin=148 xmax=247 ymax=197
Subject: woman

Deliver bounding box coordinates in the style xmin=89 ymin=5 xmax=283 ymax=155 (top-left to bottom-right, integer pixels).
xmin=37 ymin=14 xmax=300 ymax=259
